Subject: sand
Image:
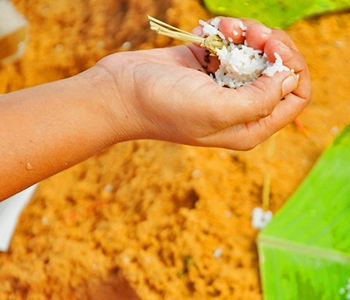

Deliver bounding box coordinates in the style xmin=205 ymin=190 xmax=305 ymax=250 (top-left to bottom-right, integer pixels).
xmin=0 ymin=0 xmax=350 ymax=299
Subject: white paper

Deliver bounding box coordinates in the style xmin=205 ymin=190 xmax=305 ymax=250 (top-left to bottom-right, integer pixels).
xmin=0 ymin=184 xmax=37 ymax=251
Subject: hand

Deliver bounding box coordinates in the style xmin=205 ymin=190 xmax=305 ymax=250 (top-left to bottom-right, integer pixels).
xmin=96 ymin=17 xmax=311 ymax=150
xmin=0 ymin=17 xmax=312 ymax=199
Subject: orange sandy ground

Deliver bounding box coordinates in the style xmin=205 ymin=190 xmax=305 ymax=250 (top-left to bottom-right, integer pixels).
xmin=0 ymin=0 xmax=350 ymax=299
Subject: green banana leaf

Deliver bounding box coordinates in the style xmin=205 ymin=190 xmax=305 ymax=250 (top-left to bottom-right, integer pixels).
xmin=258 ymin=125 xmax=350 ymax=299
xmin=203 ymin=0 xmax=350 ymax=28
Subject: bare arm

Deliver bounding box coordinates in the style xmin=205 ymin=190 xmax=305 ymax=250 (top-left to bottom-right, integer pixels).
xmin=0 ymin=18 xmax=311 ymax=200
xmin=0 ymin=69 xmax=125 ymax=198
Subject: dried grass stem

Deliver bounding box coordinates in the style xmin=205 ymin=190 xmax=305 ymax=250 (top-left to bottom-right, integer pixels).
xmin=148 ymin=15 xmax=224 ymax=55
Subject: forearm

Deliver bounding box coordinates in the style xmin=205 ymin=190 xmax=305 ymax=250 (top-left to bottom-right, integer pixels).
xmin=0 ymin=66 xmax=123 ymax=200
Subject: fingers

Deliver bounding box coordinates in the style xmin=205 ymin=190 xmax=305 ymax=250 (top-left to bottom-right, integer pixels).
xmin=218 ymin=17 xmax=298 ymax=51
xmin=218 ymin=17 xmax=256 ymax=44
xmin=263 ymin=39 xmax=312 ymax=102
xmin=245 ymin=23 xmax=298 ymax=51
xmin=187 ymin=44 xmax=220 ymax=74
xmin=191 ymin=17 xmax=304 ymax=78
xmin=197 ymin=69 xmax=298 ymax=129
xmin=194 ymin=75 xmax=305 ymax=150
xmin=191 ymin=16 xmax=311 ymax=111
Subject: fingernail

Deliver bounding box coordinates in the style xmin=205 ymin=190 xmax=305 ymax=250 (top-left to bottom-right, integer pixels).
xmin=282 ymin=74 xmax=298 ymax=95
xmin=259 ymin=24 xmax=272 ymax=35
xmin=192 ymin=27 xmax=202 ymax=36
xmin=278 ymin=40 xmax=291 ymax=50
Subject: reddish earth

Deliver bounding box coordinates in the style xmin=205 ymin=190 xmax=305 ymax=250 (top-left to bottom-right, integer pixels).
xmin=1 ymin=0 xmax=349 ymax=299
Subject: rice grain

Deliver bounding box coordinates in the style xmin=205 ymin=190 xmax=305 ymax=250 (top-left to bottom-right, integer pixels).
xmin=200 ymin=19 xmax=293 ymax=88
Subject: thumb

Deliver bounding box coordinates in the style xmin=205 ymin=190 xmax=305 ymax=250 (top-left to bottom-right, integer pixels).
xmin=281 ymin=73 xmax=299 ymax=96
xmin=211 ymin=70 xmax=298 ymax=126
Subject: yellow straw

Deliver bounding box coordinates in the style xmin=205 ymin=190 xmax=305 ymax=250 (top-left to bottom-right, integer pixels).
xmin=148 ymin=16 xmax=224 ymax=55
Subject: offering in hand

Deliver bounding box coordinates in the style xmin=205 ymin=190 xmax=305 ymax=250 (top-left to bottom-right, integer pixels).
xmin=149 ymin=16 xmax=293 ymax=89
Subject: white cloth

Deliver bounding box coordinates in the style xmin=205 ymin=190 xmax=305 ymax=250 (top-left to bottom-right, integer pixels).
xmin=0 ymin=185 xmax=37 ymax=251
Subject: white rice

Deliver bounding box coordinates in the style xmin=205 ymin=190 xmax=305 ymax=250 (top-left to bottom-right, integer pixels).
xmin=251 ymin=207 xmax=273 ymax=229
xmin=238 ymin=20 xmax=248 ymax=31
xmin=200 ymin=19 xmax=293 ymax=89
xmin=210 ymin=17 xmax=221 ymax=29
xmin=200 ymin=18 xmax=225 ymax=40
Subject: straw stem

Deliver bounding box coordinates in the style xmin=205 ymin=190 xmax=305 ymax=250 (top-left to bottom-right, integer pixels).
xmin=148 ymin=15 xmax=224 ymax=55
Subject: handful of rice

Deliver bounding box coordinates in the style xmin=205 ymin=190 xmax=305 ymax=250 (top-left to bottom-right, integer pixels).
xmin=200 ymin=18 xmax=291 ymax=88
xmin=149 ymin=16 xmax=292 ymax=89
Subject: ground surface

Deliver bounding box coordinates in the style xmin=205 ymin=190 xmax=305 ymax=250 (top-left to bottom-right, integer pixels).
xmin=0 ymin=0 xmax=350 ymax=299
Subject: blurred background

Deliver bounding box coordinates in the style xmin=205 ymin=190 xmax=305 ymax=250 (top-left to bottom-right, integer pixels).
xmin=0 ymin=0 xmax=350 ymax=299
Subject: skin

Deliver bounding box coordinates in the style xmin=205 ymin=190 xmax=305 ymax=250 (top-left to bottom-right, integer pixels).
xmin=0 ymin=17 xmax=311 ymax=200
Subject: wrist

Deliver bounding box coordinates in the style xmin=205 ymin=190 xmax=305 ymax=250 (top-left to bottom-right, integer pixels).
xmin=87 ymin=54 xmax=149 ymax=144
xmin=77 ymin=61 xmax=133 ymax=145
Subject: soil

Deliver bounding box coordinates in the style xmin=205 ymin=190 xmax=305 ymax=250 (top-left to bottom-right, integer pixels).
xmin=1 ymin=0 xmax=350 ymax=299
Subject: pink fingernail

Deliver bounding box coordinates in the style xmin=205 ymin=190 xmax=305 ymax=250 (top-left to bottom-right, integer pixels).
xmin=279 ymin=40 xmax=291 ymax=50
xmin=260 ymin=24 xmax=272 ymax=35
xmin=282 ymin=74 xmax=298 ymax=95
